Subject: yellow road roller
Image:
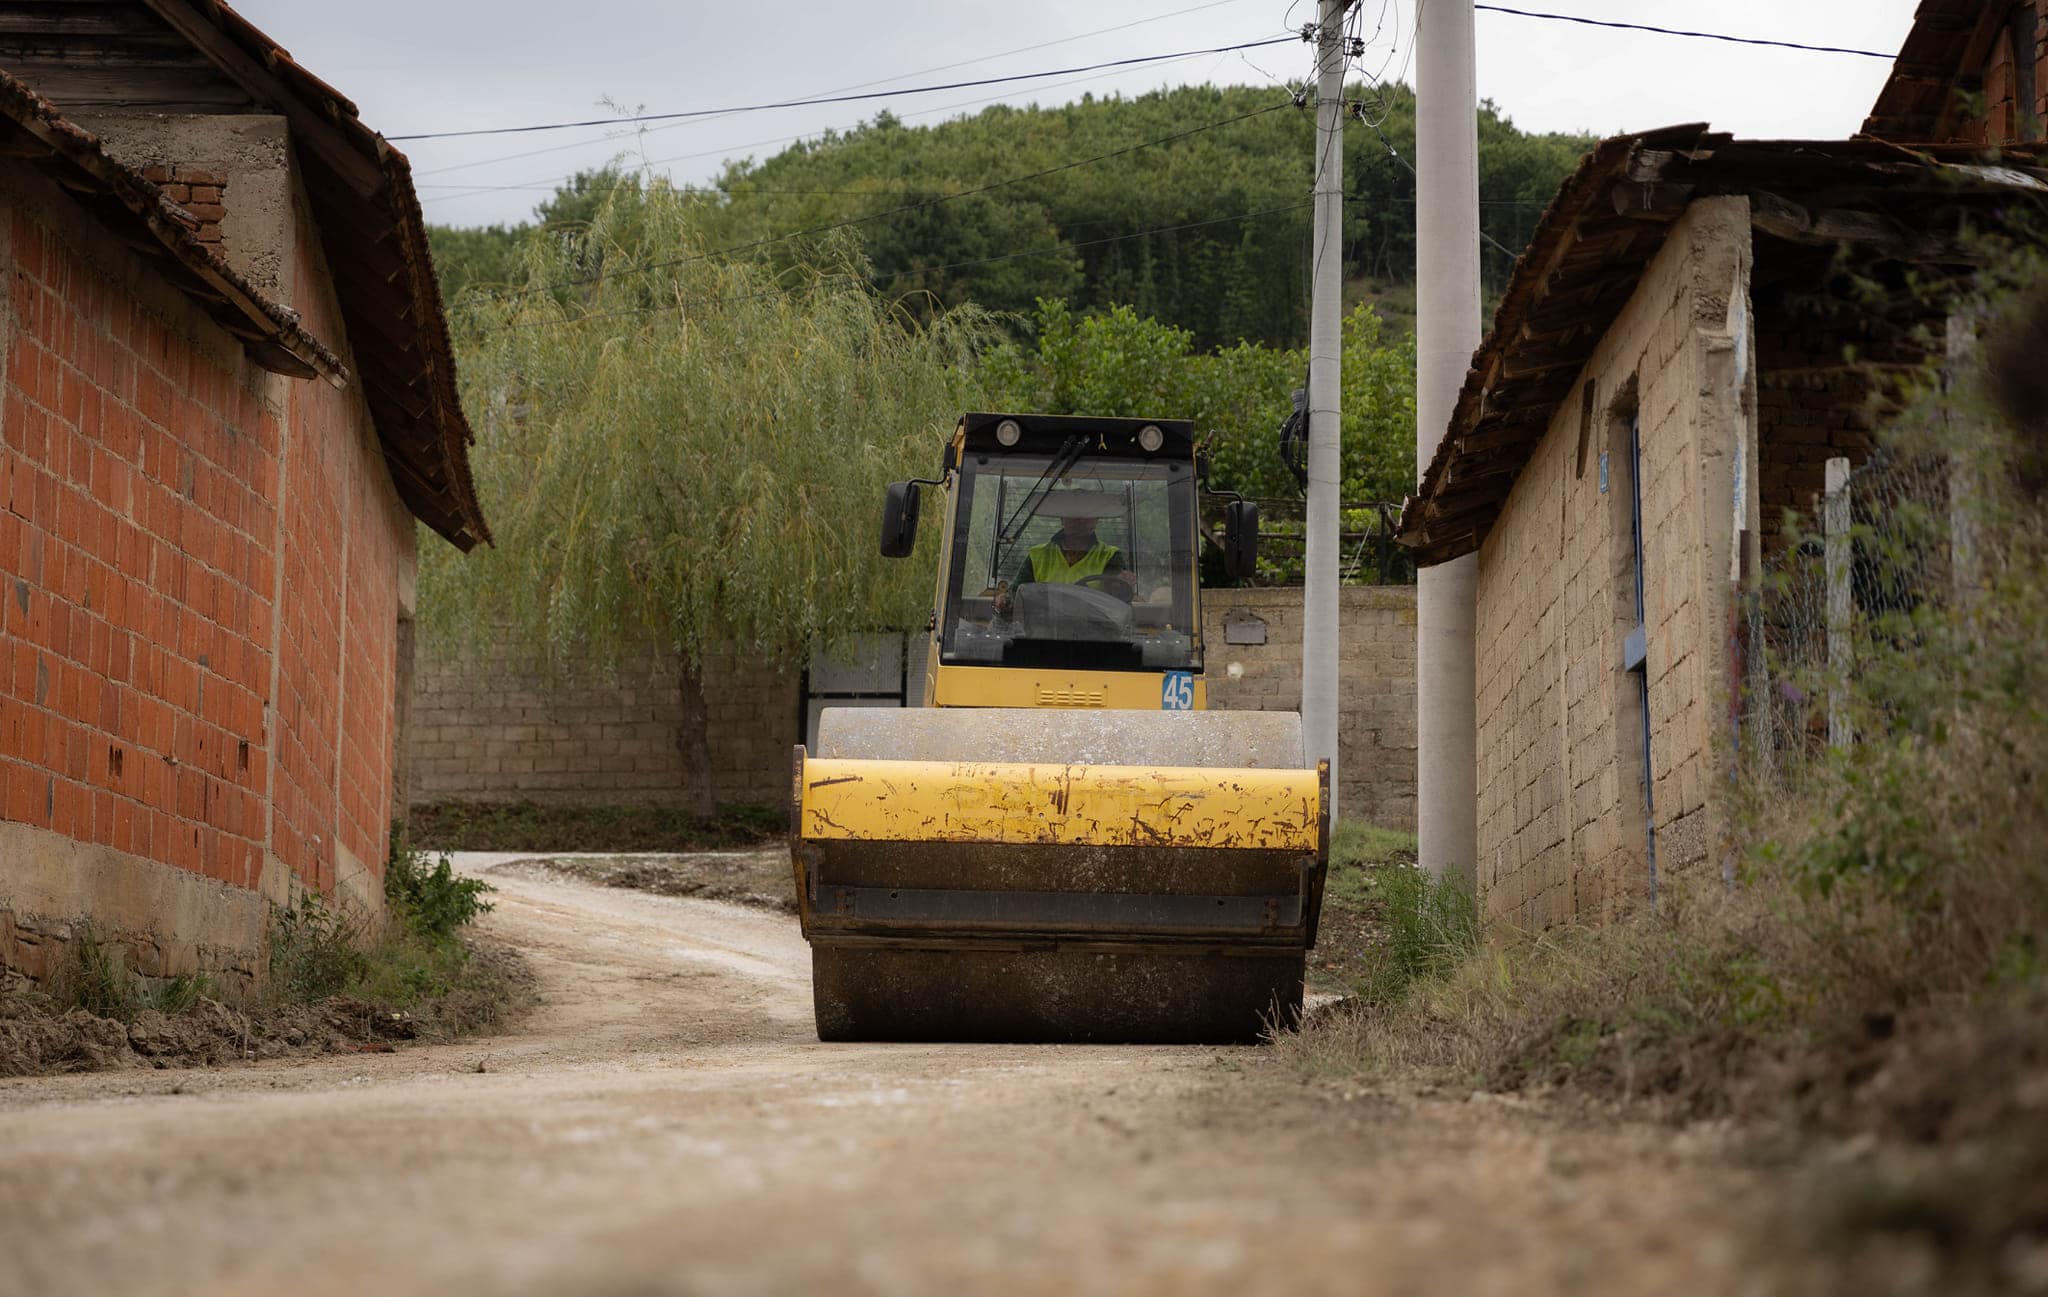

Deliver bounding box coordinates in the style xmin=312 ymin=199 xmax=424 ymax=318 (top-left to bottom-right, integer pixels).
xmin=791 ymin=412 xmax=1327 ymax=1043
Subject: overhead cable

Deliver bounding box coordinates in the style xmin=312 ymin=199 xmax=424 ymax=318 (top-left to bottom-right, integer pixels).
xmin=388 ymin=36 xmax=1300 ymax=141
xmin=1473 ymin=5 xmax=1893 ymax=58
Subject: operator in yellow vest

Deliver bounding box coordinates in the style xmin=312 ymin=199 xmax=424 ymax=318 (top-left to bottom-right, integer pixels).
xmin=993 ymin=499 xmax=1135 ymax=617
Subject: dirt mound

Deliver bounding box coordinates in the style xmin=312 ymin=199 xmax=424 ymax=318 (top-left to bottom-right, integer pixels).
xmin=490 ymin=852 xmax=797 ymax=913
xmin=0 ymin=1005 xmax=134 ymax=1077
xmin=0 ymin=939 xmax=534 ymax=1079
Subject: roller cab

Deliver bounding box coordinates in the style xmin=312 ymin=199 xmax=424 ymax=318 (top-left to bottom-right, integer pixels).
xmin=798 ymin=414 xmax=1321 ymax=1044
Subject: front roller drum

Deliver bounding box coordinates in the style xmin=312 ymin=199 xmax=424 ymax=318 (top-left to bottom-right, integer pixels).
xmin=810 ymin=944 xmax=1305 ymax=1045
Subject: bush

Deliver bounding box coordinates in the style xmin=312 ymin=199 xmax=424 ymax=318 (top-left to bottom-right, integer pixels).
xmin=265 ymin=833 xmax=499 ymax=1010
xmin=386 ymin=837 xmax=493 ymax=941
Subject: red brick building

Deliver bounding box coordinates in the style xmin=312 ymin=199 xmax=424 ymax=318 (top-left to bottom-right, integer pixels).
xmin=1866 ymin=0 xmax=2047 ymax=145
xmin=0 ymin=3 xmax=486 ymax=991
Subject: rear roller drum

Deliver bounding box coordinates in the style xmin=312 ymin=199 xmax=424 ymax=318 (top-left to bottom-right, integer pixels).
xmin=810 ymin=945 xmax=1304 ymax=1045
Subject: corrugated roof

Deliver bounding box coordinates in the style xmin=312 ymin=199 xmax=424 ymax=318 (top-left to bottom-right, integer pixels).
xmin=1398 ymin=129 xmax=2048 ymax=565
xmin=0 ymin=68 xmax=345 ymax=384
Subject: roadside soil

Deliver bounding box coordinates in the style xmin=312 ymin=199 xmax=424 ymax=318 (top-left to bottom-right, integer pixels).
xmin=493 ymin=848 xmax=797 ymax=914
xmin=0 ymin=853 xmax=1820 ymax=1297
xmin=0 ymin=941 xmax=531 ymax=1078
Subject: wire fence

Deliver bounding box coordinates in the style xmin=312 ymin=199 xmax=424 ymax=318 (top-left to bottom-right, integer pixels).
xmin=1739 ymin=451 xmax=1956 ymax=792
xmin=1211 ymin=497 xmax=1413 ymax=586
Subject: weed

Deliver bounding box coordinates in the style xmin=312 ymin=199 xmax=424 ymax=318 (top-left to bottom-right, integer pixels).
xmin=386 ymin=832 xmax=493 ymax=940
xmin=48 ymin=928 xmax=218 ymax=1023
xmin=1352 ymin=863 xmax=1478 ymax=1003
xmin=264 ymin=833 xmax=501 ymax=1012
xmin=267 ymin=893 xmax=366 ymax=1003
xmin=134 ymin=972 xmax=212 ymax=1017
xmin=57 ymin=926 xmax=137 ymax=1021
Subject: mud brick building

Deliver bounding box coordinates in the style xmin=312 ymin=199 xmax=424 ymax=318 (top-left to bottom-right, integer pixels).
xmin=0 ymin=3 xmax=486 ymax=990
xmin=1399 ymin=127 xmax=2045 ymax=929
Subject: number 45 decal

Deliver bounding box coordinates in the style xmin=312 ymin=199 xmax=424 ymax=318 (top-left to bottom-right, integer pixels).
xmin=1160 ymin=671 xmax=1194 ymax=711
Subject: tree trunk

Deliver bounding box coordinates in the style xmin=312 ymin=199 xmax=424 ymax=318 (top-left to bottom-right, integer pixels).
xmin=676 ymin=652 xmax=717 ymax=819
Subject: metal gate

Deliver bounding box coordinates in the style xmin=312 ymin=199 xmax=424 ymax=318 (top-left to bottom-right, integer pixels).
xmin=801 ymin=632 xmax=913 ymax=748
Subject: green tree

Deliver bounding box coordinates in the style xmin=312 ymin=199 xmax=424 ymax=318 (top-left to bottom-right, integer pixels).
xmin=422 ymin=185 xmax=991 ymax=814
xmin=983 ymin=298 xmax=1416 ymax=506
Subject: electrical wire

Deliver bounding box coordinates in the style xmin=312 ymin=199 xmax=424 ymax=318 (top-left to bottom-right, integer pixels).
xmin=1472 ymin=5 xmax=1893 ymax=59
xmin=417 ymin=48 xmax=1280 ymax=203
xmin=388 ymin=36 xmax=1300 ymax=142
xmin=410 ymin=0 xmax=1268 ymax=176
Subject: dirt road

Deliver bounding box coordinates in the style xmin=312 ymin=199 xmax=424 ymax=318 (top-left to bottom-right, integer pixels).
xmin=0 ymin=856 xmax=1775 ymax=1297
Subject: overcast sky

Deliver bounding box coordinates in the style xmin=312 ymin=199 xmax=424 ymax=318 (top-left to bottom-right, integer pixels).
xmin=226 ymin=0 xmax=1920 ymax=229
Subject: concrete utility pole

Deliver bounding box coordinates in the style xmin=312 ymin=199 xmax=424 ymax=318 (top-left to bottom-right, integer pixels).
xmin=1303 ymin=0 xmax=1349 ymax=817
xmin=1414 ymin=0 xmax=1480 ymax=887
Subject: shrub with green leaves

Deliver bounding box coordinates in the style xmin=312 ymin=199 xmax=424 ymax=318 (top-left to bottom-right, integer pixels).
xmin=386 ymin=840 xmax=494 ymax=941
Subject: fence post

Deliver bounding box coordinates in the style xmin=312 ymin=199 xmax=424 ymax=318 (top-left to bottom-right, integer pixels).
xmin=1824 ymin=456 xmax=1852 ymax=749
xmin=1946 ymin=314 xmax=1984 ymax=603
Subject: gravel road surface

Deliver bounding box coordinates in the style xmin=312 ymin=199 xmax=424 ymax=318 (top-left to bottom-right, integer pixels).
xmin=0 ymin=854 xmax=1772 ymax=1297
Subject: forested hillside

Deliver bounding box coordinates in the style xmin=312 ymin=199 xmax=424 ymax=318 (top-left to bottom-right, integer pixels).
xmin=429 ymin=82 xmax=1592 ymax=350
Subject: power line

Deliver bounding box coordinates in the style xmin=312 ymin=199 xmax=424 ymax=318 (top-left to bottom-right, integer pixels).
xmin=1472 ymin=5 xmax=1893 ymax=59
xmin=494 ymin=98 xmax=1302 ymax=299
xmin=409 ymin=0 xmax=1269 ymax=177
xmin=388 ymin=36 xmax=1299 ymax=142
xmin=417 ymin=57 xmax=1193 ymax=194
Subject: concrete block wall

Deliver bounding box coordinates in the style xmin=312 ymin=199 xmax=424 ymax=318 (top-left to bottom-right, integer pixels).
xmin=412 ymin=588 xmax=1420 ymax=829
xmin=1202 ymin=585 xmax=1417 ymax=831
xmin=409 ymin=643 xmax=799 ymax=810
xmin=1473 ymin=198 xmax=1752 ymax=929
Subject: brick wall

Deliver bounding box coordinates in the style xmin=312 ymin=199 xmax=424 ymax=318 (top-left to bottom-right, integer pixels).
xmin=0 ymin=146 xmax=415 ymax=983
xmin=1958 ymin=6 xmax=2048 ymax=145
xmin=272 ymin=196 xmax=415 ymax=898
xmin=1472 ymin=199 xmax=1752 ymax=929
xmin=411 ymin=588 xmax=1420 ymax=830
xmin=1 ymin=198 xmax=278 ymax=893
xmin=137 ymin=165 xmax=227 ymax=247
xmin=409 ymin=643 xmax=799 ymax=809
xmin=1202 ymin=585 xmax=1417 ymax=830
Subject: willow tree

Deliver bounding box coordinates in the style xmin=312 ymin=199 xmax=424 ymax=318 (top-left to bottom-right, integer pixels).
xmin=423 ymin=187 xmax=988 ymax=814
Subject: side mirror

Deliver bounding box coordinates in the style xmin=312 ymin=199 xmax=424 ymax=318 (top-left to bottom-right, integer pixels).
xmin=879 ymin=481 xmax=921 ymax=558
xmin=1222 ymin=500 xmax=1259 ymax=582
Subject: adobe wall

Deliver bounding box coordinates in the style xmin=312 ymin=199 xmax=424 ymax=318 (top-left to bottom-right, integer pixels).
xmin=1471 ymin=198 xmax=1754 ymax=929
xmin=0 ymin=135 xmax=413 ymax=990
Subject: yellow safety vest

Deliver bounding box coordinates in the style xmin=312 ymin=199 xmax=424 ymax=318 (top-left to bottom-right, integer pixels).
xmin=1029 ymin=541 xmax=1117 ymax=584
